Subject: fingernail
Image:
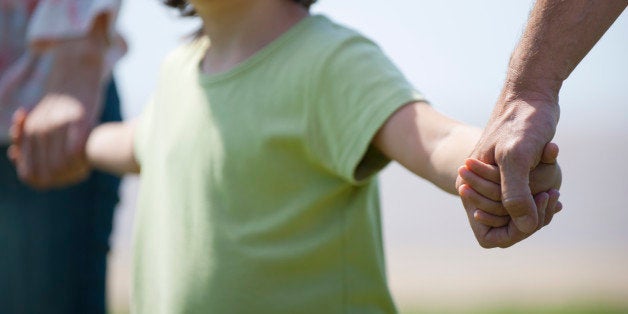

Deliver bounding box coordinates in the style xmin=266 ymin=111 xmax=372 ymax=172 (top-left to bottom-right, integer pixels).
xmin=457 ymin=184 xmax=466 ymax=195
xmin=514 ymin=216 xmax=536 ymax=233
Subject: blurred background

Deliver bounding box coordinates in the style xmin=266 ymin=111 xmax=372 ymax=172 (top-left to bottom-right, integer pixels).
xmin=108 ymin=1 xmax=628 ymax=313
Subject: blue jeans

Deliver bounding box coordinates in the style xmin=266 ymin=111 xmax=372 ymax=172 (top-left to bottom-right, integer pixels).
xmin=0 ymin=81 xmax=121 ymax=314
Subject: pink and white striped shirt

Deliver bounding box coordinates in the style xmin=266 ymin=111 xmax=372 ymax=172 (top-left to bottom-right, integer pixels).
xmin=0 ymin=0 xmax=125 ymax=143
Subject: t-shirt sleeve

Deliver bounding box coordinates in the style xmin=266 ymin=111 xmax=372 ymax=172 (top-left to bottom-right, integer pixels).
xmin=307 ymin=36 xmax=426 ymax=184
xmin=134 ymin=97 xmax=156 ymax=168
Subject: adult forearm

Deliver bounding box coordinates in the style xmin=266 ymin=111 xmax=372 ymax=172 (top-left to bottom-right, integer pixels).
xmin=11 ymin=15 xmax=116 ymax=189
xmin=505 ymin=0 xmax=626 ymax=100
xmin=44 ymin=13 xmax=110 ymax=121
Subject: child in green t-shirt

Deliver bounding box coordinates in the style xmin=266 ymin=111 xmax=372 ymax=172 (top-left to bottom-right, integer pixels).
xmin=10 ymin=0 xmax=561 ymax=312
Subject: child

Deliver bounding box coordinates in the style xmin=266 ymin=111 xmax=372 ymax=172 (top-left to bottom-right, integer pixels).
xmin=10 ymin=0 xmax=562 ymax=312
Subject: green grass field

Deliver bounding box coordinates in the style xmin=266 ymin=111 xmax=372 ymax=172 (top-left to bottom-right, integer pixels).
xmin=110 ymin=302 xmax=628 ymax=314
xmin=402 ymin=303 xmax=628 ymax=314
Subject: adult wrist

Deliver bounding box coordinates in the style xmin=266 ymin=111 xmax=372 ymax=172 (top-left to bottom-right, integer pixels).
xmin=501 ymin=75 xmax=562 ymax=109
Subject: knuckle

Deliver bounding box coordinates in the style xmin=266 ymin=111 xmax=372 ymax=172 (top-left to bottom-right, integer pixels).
xmin=478 ymin=240 xmax=493 ymax=249
xmin=477 ymin=237 xmax=497 ymax=249
xmin=502 ymin=196 xmax=532 ymax=216
xmin=482 ymin=204 xmax=504 ymax=216
xmin=489 ymin=190 xmax=502 ymax=202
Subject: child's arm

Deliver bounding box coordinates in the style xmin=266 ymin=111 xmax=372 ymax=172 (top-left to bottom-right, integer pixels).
xmin=371 ymin=101 xmax=561 ymax=247
xmin=85 ymin=121 xmax=140 ymax=175
xmin=10 ymin=115 xmax=140 ymax=181
xmin=372 ymin=101 xmax=480 ymax=194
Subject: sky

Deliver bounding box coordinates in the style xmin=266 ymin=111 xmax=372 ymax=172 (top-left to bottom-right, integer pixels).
xmin=116 ymin=0 xmax=628 ymax=132
xmin=109 ymin=1 xmax=628 ymax=309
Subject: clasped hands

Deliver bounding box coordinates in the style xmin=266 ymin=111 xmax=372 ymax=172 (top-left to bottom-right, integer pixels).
xmin=6 ymin=33 xmax=105 ymax=189
xmin=457 ymin=142 xmax=562 ymax=248
xmin=7 ymin=97 xmax=95 ymax=189
xmin=7 ymin=94 xmax=561 ymax=249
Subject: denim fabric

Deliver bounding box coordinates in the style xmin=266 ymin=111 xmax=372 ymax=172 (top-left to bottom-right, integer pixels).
xmin=0 ymin=80 xmax=121 ymax=314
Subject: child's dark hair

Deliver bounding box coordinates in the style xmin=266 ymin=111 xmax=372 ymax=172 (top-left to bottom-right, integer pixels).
xmin=163 ymin=0 xmax=317 ymax=16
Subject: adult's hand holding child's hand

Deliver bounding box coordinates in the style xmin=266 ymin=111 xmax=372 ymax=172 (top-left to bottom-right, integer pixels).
xmin=8 ymin=97 xmax=94 ymax=189
xmin=457 ymin=142 xmax=562 ymax=248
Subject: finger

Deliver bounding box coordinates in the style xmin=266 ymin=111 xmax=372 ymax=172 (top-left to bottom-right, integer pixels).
xmin=500 ymin=157 xmax=538 ymax=234
xmin=540 ymin=142 xmax=559 ymax=164
xmin=9 ymin=110 xmax=27 ymax=163
xmin=458 ymin=166 xmax=501 ymax=201
xmin=529 ymin=164 xmax=557 ymax=194
xmin=465 ymin=158 xmax=500 ymax=184
xmin=546 ymin=189 xmax=560 ymax=214
xmin=482 ymin=190 xmax=550 ymax=248
xmin=545 ymin=201 xmax=564 ymax=225
xmin=459 ymin=189 xmax=494 ymax=248
xmin=480 ymin=220 xmax=525 ymax=249
xmin=17 ymin=134 xmax=34 ymax=182
xmin=11 ymin=109 xmax=27 ymax=143
xmin=486 ymin=205 xmax=540 ymax=249
xmin=534 ymin=192 xmax=549 ymax=230
xmin=34 ymin=130 xmax=52 ymax=185
xmin=459 ymin=184 xmax=507 ymax=216
xmin=48 ymin=124 xmax=69 ymax=176
xmin=544 ymin=189 xmax=561 ymax=226
xmin=474 ymin=209 xmax=510 ymax=228
xmin=64 ymin=121 xmax=90 ymax=173
xmin=53 ymin=123 xmax=91 ymax=188
xmin=7 ymin=145 xmax=20 ymax=163
xmin=65 ymin=119 xmax=89 ymax=157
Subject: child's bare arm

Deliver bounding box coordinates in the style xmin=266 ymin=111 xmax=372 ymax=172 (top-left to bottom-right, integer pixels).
xmin=85 ymin=121 xmax=140 ymax=175
xmin=371 ymin=101 xmax=562 ymax=247
xmin=372 ymin=101 xmax=480 ymax=194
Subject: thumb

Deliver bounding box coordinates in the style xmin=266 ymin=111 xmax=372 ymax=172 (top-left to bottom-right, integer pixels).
xmin=499 ymin=157 xmax=538 ymax=234
xmin=10 ymin=109 xmax=27 ymax=144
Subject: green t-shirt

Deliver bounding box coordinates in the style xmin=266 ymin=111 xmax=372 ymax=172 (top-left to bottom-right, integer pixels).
xmin=134 ymin=15 xmax=425 ymax=313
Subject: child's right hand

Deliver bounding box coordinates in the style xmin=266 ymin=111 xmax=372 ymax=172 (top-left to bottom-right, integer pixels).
xmin=458 ymin=142 xmax=562 ymax=229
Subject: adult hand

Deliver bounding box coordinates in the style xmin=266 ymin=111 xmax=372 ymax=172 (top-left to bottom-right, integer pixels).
xmin=10 ymin=95 xmax=95 ymax=189
xmin=469 ymin=91 xmax=560 ymax=234
xmin=8 ymin=25 xmax=107 ymax=189
xmin=466 ymin=0 xmax=627 ymax=234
